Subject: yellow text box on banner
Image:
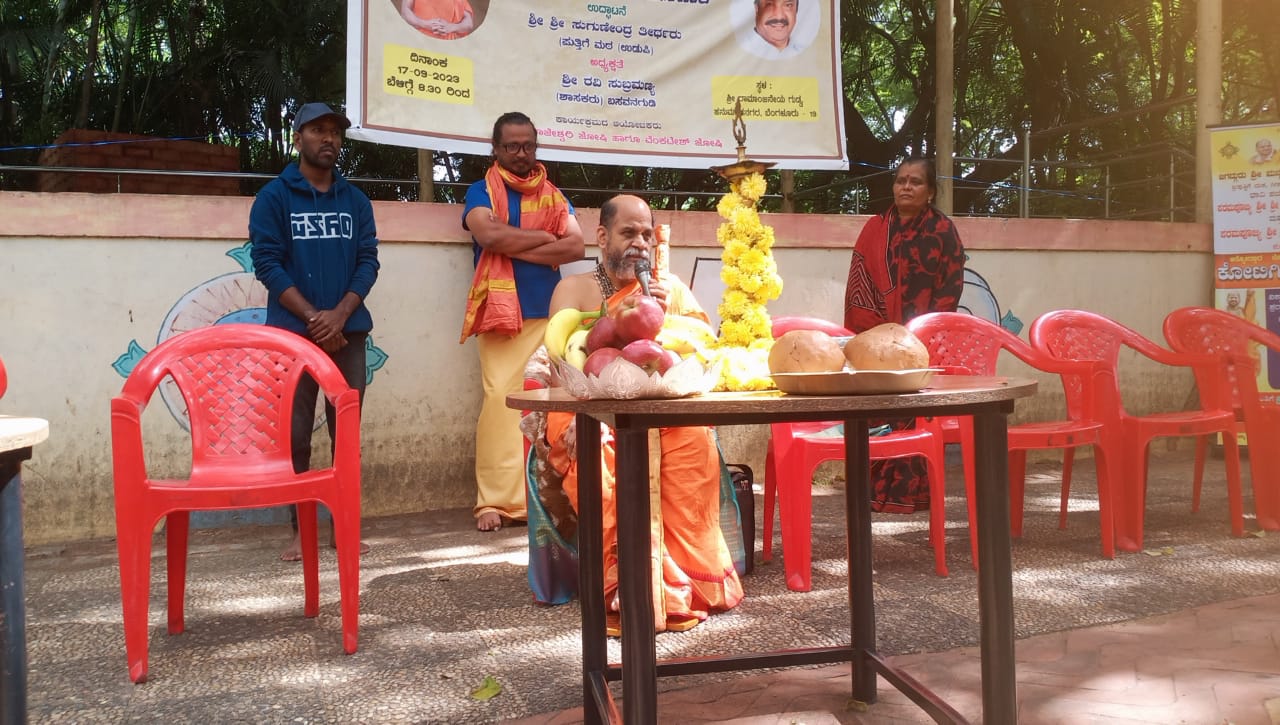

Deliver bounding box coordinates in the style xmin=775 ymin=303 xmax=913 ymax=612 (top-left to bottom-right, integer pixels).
xmin=711 ymin=76 xmax=821 ymax=122
xmin=382 ymin=44 xmax=475 ymax=105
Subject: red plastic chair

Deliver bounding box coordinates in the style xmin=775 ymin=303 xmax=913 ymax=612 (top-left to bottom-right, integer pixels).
xmin=763 ymin=316 xmax=949 ymax=590
xmin=1163 ymin=306 xmax=1280 ymax=532
xmin=110 ymin=324 xmax=361 ymax=683
xmin=907 ymin=312 xmax=1118 ymax=561
xmin=771 ymin=315 xmax=853 ymax=339
xmin=1030 ymin=310 xmax=1245 ymax=552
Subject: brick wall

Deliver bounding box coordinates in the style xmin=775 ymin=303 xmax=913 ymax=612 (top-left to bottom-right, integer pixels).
xmin=37 ymin=129 xmax=240 ymax=195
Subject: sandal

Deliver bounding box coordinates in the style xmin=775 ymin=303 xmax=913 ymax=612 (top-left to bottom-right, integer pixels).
xmin=664 ymin=614 xmax=700 ymax=633
xmin=603 ymin=612 xmax=701 ymax=637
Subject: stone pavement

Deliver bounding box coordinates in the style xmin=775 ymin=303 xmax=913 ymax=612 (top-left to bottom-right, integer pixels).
xmin=508 ymin=593 xmax=1280 ymax=724
xmin=25 ymin=449 xmax=1280 ymax=723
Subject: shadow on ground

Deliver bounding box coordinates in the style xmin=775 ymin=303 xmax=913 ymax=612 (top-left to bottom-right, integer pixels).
xmin=26 ymin=449 xmax=1280 ymax=723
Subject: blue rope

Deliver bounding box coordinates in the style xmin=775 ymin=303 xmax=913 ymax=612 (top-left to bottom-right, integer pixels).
xmin=0 ymin=133 xmax=260 ymax=154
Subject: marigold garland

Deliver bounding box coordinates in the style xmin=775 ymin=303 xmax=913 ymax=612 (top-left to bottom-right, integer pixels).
xmin=710 ymin=171 xmax=783 ymax=391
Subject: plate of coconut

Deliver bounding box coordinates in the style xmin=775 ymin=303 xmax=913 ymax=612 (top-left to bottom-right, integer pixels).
xmin=768 ymin=322 xmax=940 ymax=395
xmin=771 ymin=368 xmax=940 ymax=395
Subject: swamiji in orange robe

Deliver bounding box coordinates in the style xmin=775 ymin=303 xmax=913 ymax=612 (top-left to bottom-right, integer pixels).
xmin=545 ymin=280 xmax=743 ymax=632
xmin=402 ymin=0 xmax=475 ymax=40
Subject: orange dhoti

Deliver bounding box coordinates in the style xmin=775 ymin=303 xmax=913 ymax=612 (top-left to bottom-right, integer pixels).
xmin=547 ymin=413 xmax=743 ymax=631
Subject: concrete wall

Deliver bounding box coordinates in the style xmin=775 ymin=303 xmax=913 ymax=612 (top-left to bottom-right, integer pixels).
xmin=0 ymin=191 xmax=1212 ymax=544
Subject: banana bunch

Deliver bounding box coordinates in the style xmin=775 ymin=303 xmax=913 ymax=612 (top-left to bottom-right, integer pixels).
xmin=656 ymin=315 xmax=717 ymax=357
xmin=544 ymin=305 xmax=604 ymax=369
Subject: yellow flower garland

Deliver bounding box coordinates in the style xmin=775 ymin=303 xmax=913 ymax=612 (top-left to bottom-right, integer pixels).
xmin=710 ymin=171 xmax=783 ymax=391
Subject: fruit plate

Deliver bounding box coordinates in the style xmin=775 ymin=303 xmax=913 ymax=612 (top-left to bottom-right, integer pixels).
xmin=771 ymin=369 xmax=942 ymax=396
xmin=554 ymin=356 xmax=718 ymax=400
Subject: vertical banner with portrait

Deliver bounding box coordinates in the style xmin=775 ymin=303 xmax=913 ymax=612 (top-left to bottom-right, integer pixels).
xmin=345 ymin=0 xmax=847 ymax=170
xmin=1210 ymin=122 xmax=1280 ymax=409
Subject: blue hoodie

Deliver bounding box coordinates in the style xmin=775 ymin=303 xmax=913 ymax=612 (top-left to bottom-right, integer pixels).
xmin=249 ymin=163 xmax=380 ymax=336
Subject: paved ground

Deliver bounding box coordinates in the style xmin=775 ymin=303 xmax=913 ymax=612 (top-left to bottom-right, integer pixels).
xmin=25 ymin=449 xmax=1280 ymax=723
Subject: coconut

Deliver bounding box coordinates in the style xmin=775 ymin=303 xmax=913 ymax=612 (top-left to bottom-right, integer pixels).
xmin=843 ymin=323 xmax=930 ymax=371
xmin=768 ymin=330 xmax=847 ymax=374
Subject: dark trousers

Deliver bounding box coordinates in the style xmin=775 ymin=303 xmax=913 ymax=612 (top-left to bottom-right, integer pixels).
xmin=289 ymin=331 xmax=368 ymax=531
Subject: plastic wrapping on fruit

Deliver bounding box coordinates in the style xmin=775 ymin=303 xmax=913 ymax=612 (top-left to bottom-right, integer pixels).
xmin=554 ymin=356 xmax=717 ymax=400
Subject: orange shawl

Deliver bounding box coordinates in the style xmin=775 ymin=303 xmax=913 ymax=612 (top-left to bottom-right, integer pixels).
xmin=412 ymin=0 xmax=474 ymax=40
xmin=458 ymin=162 xmax=570 ymax=343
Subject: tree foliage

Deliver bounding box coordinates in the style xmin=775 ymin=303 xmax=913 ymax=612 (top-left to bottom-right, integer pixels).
xmin=1 ymin=0 xmax=1276 ymax=218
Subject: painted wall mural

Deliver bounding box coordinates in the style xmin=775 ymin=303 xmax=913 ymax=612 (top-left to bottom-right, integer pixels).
xmin=111 ymin=243 xmax=389 ymax=431
xmin=958 ymin=261 xmax=1023 ymax=334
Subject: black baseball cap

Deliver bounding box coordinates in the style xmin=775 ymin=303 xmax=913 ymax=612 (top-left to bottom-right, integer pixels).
xmin=292 ymin=103 xmax=352 ymax=133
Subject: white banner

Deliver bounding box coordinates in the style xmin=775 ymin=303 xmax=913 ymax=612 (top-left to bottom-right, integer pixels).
xmin=346 ymin=0 xmax=847 ymax=170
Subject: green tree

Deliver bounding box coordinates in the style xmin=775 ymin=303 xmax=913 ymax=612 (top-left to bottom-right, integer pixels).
xmin=2 ymin=0 xmax=1276 ymax=215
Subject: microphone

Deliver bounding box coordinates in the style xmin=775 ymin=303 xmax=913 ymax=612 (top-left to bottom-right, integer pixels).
xmin=634 ymin=257 xmax=653 ymax=297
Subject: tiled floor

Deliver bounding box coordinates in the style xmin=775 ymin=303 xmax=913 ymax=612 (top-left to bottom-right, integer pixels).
xmin=507 ymin=593 xmax=1280 ymax=724
xmin=24 ymin=449 xmax=1280 ymax=723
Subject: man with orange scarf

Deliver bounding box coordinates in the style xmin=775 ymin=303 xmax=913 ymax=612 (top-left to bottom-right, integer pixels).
xmin=400 ymin=0 xmax=475 ymax=40
xmin=542 ymin=194 xmax=744 ymax=633
xmin=461 ymin=112 xmax=585 ymax=532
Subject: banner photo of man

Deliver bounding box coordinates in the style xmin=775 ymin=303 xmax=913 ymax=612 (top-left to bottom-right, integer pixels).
xmin=1209 ymin=121 xmax=1280 ymax=404
xmin=346 ymin=0 xmax=847 ymax=170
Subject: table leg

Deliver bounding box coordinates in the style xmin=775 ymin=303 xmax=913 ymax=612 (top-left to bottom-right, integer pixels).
xmin=575 ymin=415 xmax=606 ymax=725
xmin=972 ymin=411 xmax=1016 ymax=722
xmin=843 ymin=419 xmax=875 ymax=702
xmin=0 ymin=451 xmax=29 ymax=725
xmin=614 ymin=427 xmax=657 ymax=723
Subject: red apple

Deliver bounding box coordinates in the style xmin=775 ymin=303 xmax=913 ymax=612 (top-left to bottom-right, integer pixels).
xmin=585 ymin=315 xmax=619 ymax=353
xmin=620 ymin=339 xmax=667 ymax=375
xmin=656 ymin=349 xmax=682 ymax=375
xmin=613 ymin=294 xmax=665 ymax=344
xmin=583 ymin=347 xmax=624 ymax=377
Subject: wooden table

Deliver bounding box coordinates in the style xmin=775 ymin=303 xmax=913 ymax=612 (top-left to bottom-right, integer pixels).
xmin=0 ymin=416 xmax=48 ymax=725
xmin=510 ymin=375 xmax=1037 ymax=724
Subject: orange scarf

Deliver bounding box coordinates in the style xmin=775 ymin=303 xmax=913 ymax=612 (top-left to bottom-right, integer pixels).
xmin=458 ymin=162 xmax=570 ymax=343
xmin=412 ymin=0 xmax=474 ymax=40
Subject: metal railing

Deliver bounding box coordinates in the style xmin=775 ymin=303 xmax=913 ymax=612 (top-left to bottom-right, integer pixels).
xmin=792 ymin=142 xmax=1196 ymax=221
xmin=0 ymin=164 xmax=777 ymax=210
xmin=0 ymin=142 xmax=1196 ymax=221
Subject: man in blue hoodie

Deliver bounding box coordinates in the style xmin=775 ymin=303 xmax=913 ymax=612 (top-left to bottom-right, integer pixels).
xmin=249 ymin=102 xmax=380 ymax=561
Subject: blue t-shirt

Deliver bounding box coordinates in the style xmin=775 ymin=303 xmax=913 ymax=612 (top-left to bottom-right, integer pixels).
xmin=462 ymin=180 xmax=573 ymax=320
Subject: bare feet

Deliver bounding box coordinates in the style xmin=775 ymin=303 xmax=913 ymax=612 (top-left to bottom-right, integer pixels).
xmin=476 ymin=511 xmax=503 ymax=532
xmin=280 ymin=532 xmax=303 ymax=562
xmin=280 ymin=532 xmax=370 ymax=561
xmin=342 ymin=540 xmax=371 ymax=555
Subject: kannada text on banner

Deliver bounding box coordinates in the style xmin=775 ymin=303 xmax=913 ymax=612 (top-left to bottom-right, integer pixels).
xmin=1210 ymin=123 xmax=1280 ymax=401
xmin=347 ymin=0 xmax=847 ymax=170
